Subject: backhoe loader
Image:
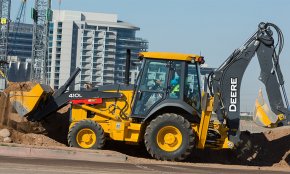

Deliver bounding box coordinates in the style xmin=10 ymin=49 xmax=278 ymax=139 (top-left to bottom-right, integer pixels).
xmin=7 ymin=22 xmax=290 ymax=161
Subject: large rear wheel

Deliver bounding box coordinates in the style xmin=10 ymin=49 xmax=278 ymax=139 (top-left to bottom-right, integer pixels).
xmin=144 ymin=113 xmax=195 ymax=161
xmin=68 ymin=120 xmax=105 ymax=149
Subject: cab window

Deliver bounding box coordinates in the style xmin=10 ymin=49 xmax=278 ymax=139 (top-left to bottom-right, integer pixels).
xmin=185 ymin=63 xmax=201 ymax=111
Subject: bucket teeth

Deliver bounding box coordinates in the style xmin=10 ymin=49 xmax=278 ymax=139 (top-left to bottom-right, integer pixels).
xmin=253 ymin=89 xmax=279 ymax=127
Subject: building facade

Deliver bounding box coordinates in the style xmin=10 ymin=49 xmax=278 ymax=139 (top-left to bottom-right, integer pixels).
xmin=5 ymin=23 xmax=33 ymax=83
xmin=8 ymin=22 xmax=33 ymax=62
xmin=48 ymin=10 xmax=148 ymax=90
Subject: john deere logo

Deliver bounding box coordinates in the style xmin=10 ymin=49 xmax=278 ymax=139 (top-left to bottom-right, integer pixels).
xmin=229 ymin=78 xmax=238 ymax=112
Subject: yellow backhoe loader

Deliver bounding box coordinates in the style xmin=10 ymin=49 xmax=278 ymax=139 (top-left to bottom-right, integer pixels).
xmin=7 ymin=22 xmax=290 ymax=161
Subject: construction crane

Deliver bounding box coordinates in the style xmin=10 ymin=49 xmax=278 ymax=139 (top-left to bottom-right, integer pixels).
xmin=0 ymin=0 xmax=11 ymax=89
xmin=30 ymin=0 xmax=52 ymax=84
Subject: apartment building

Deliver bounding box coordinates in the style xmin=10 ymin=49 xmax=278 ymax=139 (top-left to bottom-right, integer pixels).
xmin=48 ymin=10 xmax=148 ymax=90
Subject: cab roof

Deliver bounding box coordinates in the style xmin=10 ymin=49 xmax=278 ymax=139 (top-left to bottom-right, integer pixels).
xmin=139 ymin=52 xmax=204 ymax=62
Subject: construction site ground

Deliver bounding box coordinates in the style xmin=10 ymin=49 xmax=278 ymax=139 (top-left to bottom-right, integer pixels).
xmin=0 ymin=82 xmax=289 ymax=172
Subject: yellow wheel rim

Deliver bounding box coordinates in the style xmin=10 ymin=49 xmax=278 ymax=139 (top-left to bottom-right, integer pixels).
xmin=156 ymin=126 xmax=182 ymax=152
xmin=76 ymin=128 xmax=97 ymax=148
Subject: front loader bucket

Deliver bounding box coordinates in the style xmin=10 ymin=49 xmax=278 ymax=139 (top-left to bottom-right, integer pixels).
xmin=253 ymin=89 xmax=280 ymax=127
xmin=9 ymin=84 xmax=53 ymax=117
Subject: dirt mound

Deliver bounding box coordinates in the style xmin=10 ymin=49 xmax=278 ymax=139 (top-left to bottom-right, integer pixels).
xmin=248 ymin=126 xmax=290 ymax=167
xmin=0 ymin=104 xmax=70 ymax=147
xmin=0 ymin=82 xmax=45 ymax=134
xmin=9 ymin=129 xmax=66 ymax=147
xmin=0 ymin=81 xmax=70 ymax=146
xmin=4 ymin=82 xmax=37 ymax=93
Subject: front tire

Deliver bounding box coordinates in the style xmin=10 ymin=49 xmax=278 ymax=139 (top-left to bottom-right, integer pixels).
xmin=68 ymin=120 xmax=105 ymax=149
xmin=144 ymin=113 xmax=195 ymax=161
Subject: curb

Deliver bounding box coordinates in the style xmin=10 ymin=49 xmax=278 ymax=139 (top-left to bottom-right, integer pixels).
xmin=0 ymin=143 xmax=127 ymax=163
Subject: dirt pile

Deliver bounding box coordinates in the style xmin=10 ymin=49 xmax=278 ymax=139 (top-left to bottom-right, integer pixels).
xmin=10 ymin=129 xmax=66 ymax=147
xmin=4 ymin=82 xmax=37 ymax=93
xmin=249 ymin=126 xmax=290 ymax=167
xmin=0 ymin=82 xmax=70 ymax=146
xmin=0 ymin=82 xmax=45 ymax=133
xmin=0 ymin=104 xmax=70 ymax=147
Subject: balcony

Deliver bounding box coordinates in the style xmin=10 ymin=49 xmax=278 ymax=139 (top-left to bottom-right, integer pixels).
xmin=92 ymin=78 xmax=102 ymax=83
xmin=83 ymin=46 xmax=93 ymax=50
xmin=81 ymin=63 xmax=91 ymax=69
xmin=105 ymin=42 xmax=116 ymax=46
xmin=94 ymin=41 xmax=103 ymax=45
xmin=82 ymin=50 xmax=92 ymax=55
xmin=94 ymin=54 xmax=103 ymax=57
xmin=81 ymin=70 xmax=91 ymax=75
xmin=93 ymin=66 xmax=102 ymax=71
xmin=95 ymin=47 xmax=104 ymax=51
xmin=95 ymin=34 xmax=105 ymax=38
xmin=106 ymin=36 xmax=116 ymax=40
xmin=82 ymin=39 xmax=93 ymax=44
xmin=93 ymin=59 xmax=103 ymax=63
xmin=81 ymin=59 xmax=91 ymax=64
xmin=104 ymin=61 xmax=115 ymax=65
xmin=105 ymin=48 xmax=115 ymax=52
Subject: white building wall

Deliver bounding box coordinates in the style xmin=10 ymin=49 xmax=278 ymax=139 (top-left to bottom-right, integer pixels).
xmin=59 ymin=21 xmax=74 ymax=87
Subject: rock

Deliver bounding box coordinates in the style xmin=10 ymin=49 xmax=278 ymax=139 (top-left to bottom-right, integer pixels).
xmin=3 ymin=137 xmax=12 ymax=143
xmin=0 ymin=129 xmax=10 ymax=138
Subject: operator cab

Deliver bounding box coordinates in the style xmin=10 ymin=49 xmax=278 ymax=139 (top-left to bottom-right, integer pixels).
xmin=132 ymin=52 xmax=205 ymax=120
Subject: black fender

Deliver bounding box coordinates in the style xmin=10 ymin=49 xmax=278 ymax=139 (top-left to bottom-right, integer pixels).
xmin=143 ymin=99 xmax=201 ymax=123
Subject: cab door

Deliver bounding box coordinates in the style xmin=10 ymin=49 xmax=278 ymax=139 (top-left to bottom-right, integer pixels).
xmin=132 ymin=59 xmax=169 ymax=116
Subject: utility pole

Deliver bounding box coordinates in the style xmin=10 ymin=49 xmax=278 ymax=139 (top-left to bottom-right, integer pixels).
xmin=0 ymin=0 xmax=11 ymax=89
xmin=30 ymin=0 xmax=52 ymax=83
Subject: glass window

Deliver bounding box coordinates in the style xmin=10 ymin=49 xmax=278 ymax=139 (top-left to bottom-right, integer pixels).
xmin=185 ymin=63 xmax=201 ymax=111
xmin=57 ymin=29 xmax=62 ymax=34
xmin=133 ymin=59 xmax=169 ymax=115
xmin=58 ymin=22 xmax=62 ymax=28
xmin=169 ymin=61 xmax=182 ymax=99
xmin=139 ymin=60 xmax=168 ymax=91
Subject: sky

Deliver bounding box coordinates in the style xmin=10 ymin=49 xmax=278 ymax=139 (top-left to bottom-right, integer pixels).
xmin=11 ymin=0 xmax=290 ymax=112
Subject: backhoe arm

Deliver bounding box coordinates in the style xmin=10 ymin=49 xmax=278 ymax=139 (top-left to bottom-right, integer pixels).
xmin=209 ymin=22 xmax=290 ymax=144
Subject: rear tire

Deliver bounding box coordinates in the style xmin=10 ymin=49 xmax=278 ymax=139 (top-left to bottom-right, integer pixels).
xmin=144 ymin=113 xmax=195 ymax=161
xmin=68 ymin=120 xmax=105 ymax=149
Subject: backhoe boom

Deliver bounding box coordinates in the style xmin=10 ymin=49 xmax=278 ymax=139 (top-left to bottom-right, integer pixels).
xmin=209 ymin=22 xmax=290 ymax=144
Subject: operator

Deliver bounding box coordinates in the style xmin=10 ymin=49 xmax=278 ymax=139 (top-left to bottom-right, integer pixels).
xmin=170 ymin=65 xmax=181 ymax=98
xmin=153 ymin=65 xmax=181 ymax=96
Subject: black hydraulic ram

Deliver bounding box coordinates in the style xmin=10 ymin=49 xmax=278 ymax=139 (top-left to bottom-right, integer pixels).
xmin=209 ymin=22 xmax=290 ymax=144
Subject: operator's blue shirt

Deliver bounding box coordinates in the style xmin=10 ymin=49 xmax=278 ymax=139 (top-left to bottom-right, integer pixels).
xmin=170 ymin=76 xmax=180 ymax=86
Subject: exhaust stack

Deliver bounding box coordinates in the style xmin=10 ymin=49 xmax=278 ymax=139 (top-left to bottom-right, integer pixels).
xmin=124 ymin=49 xmax=131 ymax=85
